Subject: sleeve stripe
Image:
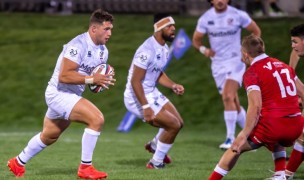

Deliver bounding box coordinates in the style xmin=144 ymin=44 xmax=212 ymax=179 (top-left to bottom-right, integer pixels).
xmin=246 ymin=85 xmax=260 ymax=94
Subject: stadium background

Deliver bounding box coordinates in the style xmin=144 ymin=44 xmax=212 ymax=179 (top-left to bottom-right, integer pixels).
xmin=1 ymin=1 xmax=304 ymax=179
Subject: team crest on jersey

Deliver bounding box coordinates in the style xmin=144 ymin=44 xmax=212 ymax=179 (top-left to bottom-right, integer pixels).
xmin=208 ymin=21 xmax=214 ymax=25
xmin=87 ymin=51 xmax=92 ymax=57
xmin=227 ymin=18 xmax=233 ymax=25
xmin=70 ymin=49 xmax=78 ymax=57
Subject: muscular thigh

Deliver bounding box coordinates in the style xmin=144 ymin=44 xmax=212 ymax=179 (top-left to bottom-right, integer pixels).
xmin=69 ymin=98 xmax=104 ymax=125
xmin=154 ymin=102 xmax=183 ymax=128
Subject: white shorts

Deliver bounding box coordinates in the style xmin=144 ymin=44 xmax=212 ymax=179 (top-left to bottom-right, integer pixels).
xmin=211 ymin=60 xmax=245 ymax=94
xmin=45 ymin=86 xmax=82 ymax=120
xmin=124 ymin=88 xmax=169 ymax=120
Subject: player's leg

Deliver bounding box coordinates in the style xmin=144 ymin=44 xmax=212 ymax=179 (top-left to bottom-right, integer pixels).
xmin=209 ymin=139 xmax=254 ymax=180
xmin=285 ymin=132 xmax=304 ymax=179
xmin=68 ymin=98 xmax=107 ymax=179
xmin=269 ymin=145 xmax=287 ymax=179
xmin=146 ymin=101 xmax=183 ymax=169
xmin=219 ymin=79 xmax=239 ymax=150
xmin=7 ymin=117 xmax=69 ymax=177
xmin=234 ymin=94 xmax=246 ymax=128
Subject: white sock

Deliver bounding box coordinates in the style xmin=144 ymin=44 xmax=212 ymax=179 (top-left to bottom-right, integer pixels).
xmin=151 ymin=128 xmax=164 ymax=150
xmin=18 ymin=132 xmax=47 ymax=166
xmin=224 ymin=111 xmax=238 ymax=139
xmin=236 ymin=106 xmax=246 ymax=128
xmin=152 ymin=140 xmax=172 ymax=164
xmin=81 ymin=128 xmax=100 ymax=165
xmin=214 ymin=164 xmax=228 ymax=176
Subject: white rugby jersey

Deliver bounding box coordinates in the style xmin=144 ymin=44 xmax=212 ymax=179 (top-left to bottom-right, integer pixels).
xmin=195 ymin=5 xmax=252 ymax=63
xmin=124 ymin=36 xmax=170 ymax=97
xmin=48 ymin=32 xmax=109 ymax=96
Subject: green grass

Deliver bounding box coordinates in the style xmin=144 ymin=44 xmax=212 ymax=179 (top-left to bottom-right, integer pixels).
xmin=0 ymin=12 xmax=304 ymax=179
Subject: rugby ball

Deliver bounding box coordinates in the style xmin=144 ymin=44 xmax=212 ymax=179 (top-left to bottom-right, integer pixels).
xmin=88 ymin=63 xmax=114 ymax=93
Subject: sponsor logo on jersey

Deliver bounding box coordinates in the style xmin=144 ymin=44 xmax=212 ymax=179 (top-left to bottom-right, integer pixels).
xmin=209 ymin=30 xmax=237 ymax=37
xmin=87 ymin=51 xmax=92 ymax=57
xmin=80 ymin=63 xmax=95 ymax=74
xmin=152 ymin=67 xmax=162 ymax=73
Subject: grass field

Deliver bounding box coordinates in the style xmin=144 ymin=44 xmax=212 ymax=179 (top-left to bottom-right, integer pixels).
xmin=0 ymin=12 xmax=304 ymax=179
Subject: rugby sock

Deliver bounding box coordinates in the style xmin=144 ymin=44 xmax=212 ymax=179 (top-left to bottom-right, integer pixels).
xmin=151 ymin=128 xmax=165 ymax=150
xmin=286 ymin=142 xmax=304 ymax=173
xmin=152 ymin=140 xmax=172 ymax=164
xmin=208 ymin=164 xmax=227 ymax=180
xmin=224 ymin=111 xmax=238 ymax=139
xmin=81 ymin=128 xmax=100 ymax=165
xmin=272 ymin=151 xmax=286 ymax=171
xmin=18 ymin=132 xmax=47 ymax=166
xmin=236 ymin=106 xmax=246 ymax=128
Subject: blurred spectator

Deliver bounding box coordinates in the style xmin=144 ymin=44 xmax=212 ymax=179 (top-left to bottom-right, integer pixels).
xmin=248 ymin=0 xmax=286 ymax=17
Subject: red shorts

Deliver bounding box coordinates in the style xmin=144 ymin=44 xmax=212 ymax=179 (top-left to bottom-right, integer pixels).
xmin=249 ymin=116 xmax=303 ymax=151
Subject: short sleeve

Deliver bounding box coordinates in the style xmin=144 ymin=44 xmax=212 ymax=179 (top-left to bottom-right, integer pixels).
xmin=243 ymin=67 xmax=260 ymax=93
xmin=195 ymin=15 xmax=208 ymax=34
xmin=133 ymin=50 xmax=152 ymax=70
xmin=238 ymin=10 xmax=252 ymax=28
xmin=63 ymin=45 xmax=82 ymax=64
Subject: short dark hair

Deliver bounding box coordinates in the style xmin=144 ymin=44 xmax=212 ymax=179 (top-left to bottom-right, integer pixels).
xmin=242 ymin=34 xmax=265 ymax=58
xmin=89 ymin=9 xmax=114 ymax=26
xmin=207 ymin=0 xmax=231 ymax=5
xmin=153 ymin=13 xmax=171 ymax=24
xmin=290 ymin=24 xmax=304 ymax=39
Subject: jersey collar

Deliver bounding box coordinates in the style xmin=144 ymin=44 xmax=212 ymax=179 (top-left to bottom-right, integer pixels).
xmin=251 ymin=53 xmax=268 ymax=65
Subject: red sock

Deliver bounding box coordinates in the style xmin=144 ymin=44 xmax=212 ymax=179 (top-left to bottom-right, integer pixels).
xmin=208 ymin=171 xmax=223 ymax=180
xmin=79 ymin=164 xmax=91 ymax=169
xmin=274 ymin=157 xmax=286 ymax=171
xmin=286 ymin=149 xmax=304 ymax=173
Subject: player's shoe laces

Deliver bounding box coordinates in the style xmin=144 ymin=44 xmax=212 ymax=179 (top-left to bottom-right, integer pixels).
xmin=146 ymin=160 xmax=165 ymax=169
xmin=77 ymin=164 xmax=108 ymax=179
xmin=7 ymin=157 xmax=25 ymax=177
xmin=145 ymin=141 xmax=172 ymax=164
xmin=219 ymin=138 xmax=233 ymax=150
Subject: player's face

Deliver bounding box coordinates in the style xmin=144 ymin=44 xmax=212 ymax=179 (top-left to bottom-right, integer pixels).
xmin=161 ymin=24 xmax=175 ymax=42
xmin=211 ymin=0 xmax=229 ymax=12
xmin=94 ymin=21 xmax=113 ymax=45
xmin=241 ymin=48 xmax=250 ymax=65
xmin=291 ymin=36 xmax=304 ymax=57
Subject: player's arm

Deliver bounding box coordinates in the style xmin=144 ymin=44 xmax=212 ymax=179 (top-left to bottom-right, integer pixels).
xmin=295 ymin=77 xmax=304 ymax=105
xmin=59 ymin=58 xmax=114 ymax=87
xmin=158 ymin=72 xmax=184 ymax=95
xmin=232 ymin=90 xmax=261 ymax=153
xmin=245 ymin=20 xmax=261 ymax=37
xmin=192 ymin=31 xmax=215 ymax=58
xmin=289 ymin=49 xmax=300 ymax=69
xmin=131 ymin=65 xmax=155 ymax=121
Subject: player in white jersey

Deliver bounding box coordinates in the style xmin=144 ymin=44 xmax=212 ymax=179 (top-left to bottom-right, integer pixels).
xmin=124 ymin=13 xmax=184 ymax=169
xmin=192 ymin=0 xmax=261 ymax=150
xmin=7 ymin=9 xmax=116 ymax=179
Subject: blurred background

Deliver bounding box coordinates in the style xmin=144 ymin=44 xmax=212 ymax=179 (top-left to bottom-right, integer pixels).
xmin=0 ymin=0 xmax=304 ymax=18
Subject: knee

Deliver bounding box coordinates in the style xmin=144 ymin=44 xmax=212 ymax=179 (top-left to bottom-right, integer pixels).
xmin=222 ymin=93 xmax=235 ymax=103
xmin=40 ymin=133 xmax=60 ymax=145
xmin=171 ymin=118 xmax=184 ymax=132
xmin=89 ymin=113 xmax=105 ymax=129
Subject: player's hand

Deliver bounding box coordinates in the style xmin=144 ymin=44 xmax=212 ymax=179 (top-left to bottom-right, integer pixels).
xmin=231 ymin=132 xmax=247 ymax=154
xmin=143 ymin=108 xmax=155 ymax=123
xmin=93 ymin=68 xmax=116 ymax=89
xmin=172 ymin=84 xmax=184 ymax=95
xmin=204 ymin=48 xmax=215 ymax=58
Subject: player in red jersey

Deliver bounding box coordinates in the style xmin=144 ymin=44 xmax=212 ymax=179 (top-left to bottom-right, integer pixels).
xmin=285 ymin=24 xmax=304 ymax=180
xmin=208 ymin=34 xmax=304 ymax=180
